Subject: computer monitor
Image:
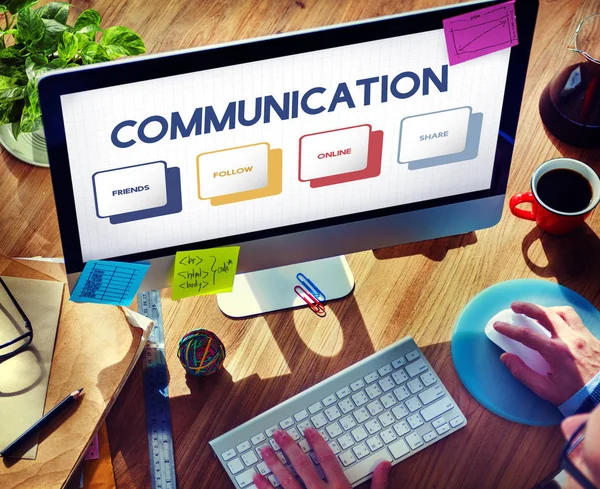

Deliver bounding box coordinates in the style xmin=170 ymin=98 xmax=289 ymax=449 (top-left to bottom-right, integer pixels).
xmin=39 ymin=0 xmax=538 ymax=316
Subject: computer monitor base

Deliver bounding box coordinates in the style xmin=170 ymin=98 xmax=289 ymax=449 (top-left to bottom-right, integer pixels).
xmin=216 ymin=256 xmax=354 ymax=318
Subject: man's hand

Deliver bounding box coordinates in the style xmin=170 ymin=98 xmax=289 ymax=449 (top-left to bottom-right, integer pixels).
xmin=253 ymin=427 xmax=391 ymax=489
xmin=493 ymin=301 xmax=600 ymax=405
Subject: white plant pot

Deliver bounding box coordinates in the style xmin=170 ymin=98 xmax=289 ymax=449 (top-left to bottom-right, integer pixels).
xmin=0 ymin=124 xmax=49 ymax=167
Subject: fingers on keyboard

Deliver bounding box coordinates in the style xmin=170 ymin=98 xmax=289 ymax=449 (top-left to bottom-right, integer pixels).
xmin=273 ymin=430 xmax=322 ymax=486
xmin=305 ymin=427 xmax=349 ymax=487
xmin=260 ymin=444 xmax=303 ymax=489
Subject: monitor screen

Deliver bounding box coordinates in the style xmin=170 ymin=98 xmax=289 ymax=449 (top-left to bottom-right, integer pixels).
xmin=40 ymin=0 xmax=538 ymax=285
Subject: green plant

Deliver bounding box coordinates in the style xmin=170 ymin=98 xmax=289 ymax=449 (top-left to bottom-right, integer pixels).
xmin=0 ymin=1 xmax=145 ymax=138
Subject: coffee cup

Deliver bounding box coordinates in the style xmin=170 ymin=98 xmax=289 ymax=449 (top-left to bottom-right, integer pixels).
xmin=509 ymin=157 xmax=600 ymax=235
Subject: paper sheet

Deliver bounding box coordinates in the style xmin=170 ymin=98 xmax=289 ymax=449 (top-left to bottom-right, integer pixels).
xmin=0 ymin=277 xmax=64 ymax=459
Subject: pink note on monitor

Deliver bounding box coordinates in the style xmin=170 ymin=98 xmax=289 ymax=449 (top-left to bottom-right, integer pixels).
xmin=443 ymin=0 xmax=518 ymax=66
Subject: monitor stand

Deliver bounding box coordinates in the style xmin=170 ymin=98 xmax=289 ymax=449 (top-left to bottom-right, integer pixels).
xmin=216 ymin=256 xmax=354 ymax=318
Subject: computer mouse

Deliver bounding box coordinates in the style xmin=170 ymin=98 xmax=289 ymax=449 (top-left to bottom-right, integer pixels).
xmin=485 ymin=309 xmax=551 ymax=375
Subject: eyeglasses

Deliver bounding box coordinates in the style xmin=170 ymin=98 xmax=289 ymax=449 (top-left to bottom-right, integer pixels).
xmin=0 ymin=277 xmax=33 ymax=362
xmin=561 ymin=421 xmax=596 ymax=489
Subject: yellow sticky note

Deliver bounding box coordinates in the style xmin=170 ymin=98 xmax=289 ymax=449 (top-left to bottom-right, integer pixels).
xmin=172 ymin=247 xmax=240 ymax=300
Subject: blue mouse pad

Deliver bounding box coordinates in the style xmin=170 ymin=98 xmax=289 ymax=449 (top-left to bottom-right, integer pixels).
xmin=451 ymin=279 xmax=600 ymax=426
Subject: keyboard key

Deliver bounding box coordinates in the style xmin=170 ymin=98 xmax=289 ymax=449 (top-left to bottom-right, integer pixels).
xmin=277 ymin=452 xmax=288 ymax=465
xmin=338 ymin=398 xmax=355 ymax=414
xmin=310 ymin=452 xmax=319 ymax=465
xmin=436 ymin=423 xmax=451 ymax=435
xmin=235 ymin=468 xmax=256 ymax=487
xmin=344 ymin=450 xmax=394 ymax=484
xmin=222 ymin=448 xmax=237 ymax=461
xmin=294 ymin=410 xmax=309 ymax=422
xmin=353 ymin=442 xmax=370 ymax=459
xmin=378 ymin=376 xmax=396 ymax=392
xmin=268 ymin=474 xmax=281 ymax=487
xmin=329 ymin=440 xmax=341 ymax=454
xmin=256 ymin=461 xmax=271 ymax=476
xmin=325 ymin=406 xmax=341 ymax=421
xmin=392 ymin=356 xmax=407 ymax=369
xmin=380 ymin=393 xmax=397 ymax=409
xmin=256 ymin=443 xmax=269 ymax=460
xmin=378 ymin=412 xmax=395 ymax=427
xmin=389 ymin=439 xmax=411 ymax=459
xmin=405 ymin=358 xmax=427 ymax=377
xmin=365 ymin=419 xmax=382 ymax=434
xmin=311 ymin=413 xmax=328 ymax=429
xmin=338 ymin=433 xmax=355 ymax=450
xmin=318 ymin=429 xmax=329 ymax=441
xmin=420 ymin=371 xmax=436 ymax=386
xmin=432 ymin=417 xmax=446 ymax=429
xmin=339 ymin=450 xmax=357 ymax=467
xmin=269 ymin=438 xmax=280 ymax=451
xmin=405 ymin=432 xmax=424 ymax=450
xmin=266 ymin=425 xmax=278 ymax=437
xmin=419 ymin=384 xmax=444 ymax=405
xmin=250 ymin=433 xmax=266 ymax=445
xmin=420 ymin=397 xmax=453 ymax=421
xmin=322 ymin=394 xmax=337 ymax=406
xmin=407 ymin=413 xmax=424 ymax=429
xmin=351 ymin=426 xmax=368 ymax=442
xmin=393 ymin=421 xmax=410 ymax=437
xmin=298 ymin=439 xmax=311 ymax=453
xmin=405 ymin=397 xmax=422 ymax=412
xmin=450 ymin=416 xmax=464 ymax=428
xmin=406 ymin=350 xmax=419 ymax=362
xmin=242 ymin=450 xmax=258 ymax=466
xmin=350 ymin=379 xmax=365 ymax=391
xmin=378 ymin=364 xmax=393 ymax=376
xmin=280 ymin=417 xmax=294 ymax=429
xmin=364 ymin=371 xmax=379 ymax=384
xmin=393 ymin=386 xmax=410 ymax=401
xmin=336 ymin=386 xmax=352 ymax=399
xmin=366 ymin=435 xmax=384 ymax=451
xmin=366 ymin=400 xmax=384 ymax=416
xmin=407 ymin=378 xmax=424 ymax=394
xmin=286 ymin=427 xmax=300 ymax=441
xmin=380 ymin=428 xmax=397 ymax=444
xmin=392 ymin=370 xmax=408 ymax=385
xmin=366 ymin=384 xmax=382 ymax=399
xmin=326 ymin=421 xmax=343 ymax=438
xmin=297 ymin=420 xmax=312 ymax=434
xmin=340 ymin=415 xmax=357 ymax=431
xmin=392 ymin=404 xmax=408 ymax=420
xmin=352 ymin=391 xmax=369 ymax=407
xmin=353 ymin=407 xmax=370 ymax=424
xmin=236 ymin=441 xmax=251 ymax=453
xmin=227 ymin=457 xmax=245 ymax=474
xmin=308 ymin=402 xmax=323 ymax=414
xmin=423 ymin=431 xmax=437 ymax=443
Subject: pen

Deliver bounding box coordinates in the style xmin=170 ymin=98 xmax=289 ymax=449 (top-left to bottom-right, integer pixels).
xmin=0 ymin=388 xmax=84 ymax=458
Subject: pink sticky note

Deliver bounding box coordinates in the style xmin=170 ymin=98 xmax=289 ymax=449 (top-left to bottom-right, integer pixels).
xmin=443 ymin=0 xmax=518 ymax=66
xmin=84 ymin=433 xmax=99 ymax=460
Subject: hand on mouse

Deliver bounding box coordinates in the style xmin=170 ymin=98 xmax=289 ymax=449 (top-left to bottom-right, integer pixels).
xmin=253 ymin=428 xmax=391 ymax=489
xmin=493 ymin=301 xmax=600 ymax=405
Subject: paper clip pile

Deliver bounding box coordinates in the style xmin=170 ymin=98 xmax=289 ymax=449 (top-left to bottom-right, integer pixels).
xmin=294 ymin=273 xmax=326 ymax=317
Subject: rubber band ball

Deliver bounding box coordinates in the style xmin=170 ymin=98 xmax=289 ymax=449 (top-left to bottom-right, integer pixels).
xmin=178 ymin=329 xmax=226 ymax=376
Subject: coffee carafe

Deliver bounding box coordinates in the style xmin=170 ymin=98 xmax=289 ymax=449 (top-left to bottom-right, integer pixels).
xmin=539 ymin=13 xmax=600 ymax=148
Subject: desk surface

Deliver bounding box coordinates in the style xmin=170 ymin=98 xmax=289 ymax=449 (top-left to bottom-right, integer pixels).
xmin=1 ymin=0 xmax=600 ymax=488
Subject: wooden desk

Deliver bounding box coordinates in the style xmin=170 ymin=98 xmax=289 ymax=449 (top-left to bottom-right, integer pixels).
xmin=1 ymin=0 xmax=600 ymax=488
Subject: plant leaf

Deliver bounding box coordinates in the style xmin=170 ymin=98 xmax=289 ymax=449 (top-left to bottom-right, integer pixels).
xmin=58 ymin=30 xmax=77 ymax=62
xmin=76 ymin=23 xmax=102 ymax=41
xmin=100 ymin=26 xmax=145 ymax=59
xmin=35 ymin=1 xmax=70 ymax=24
xmin=15 ymin=6 xmax=45 ymax=44
xmin=0 ymin=46 xmax=25 ymax=64
xmin=73 ymin=9 xmax=101 ymax=33
xmin=0 ymin=99 xmax=24 ymax=124
xmin=0 ymin=63 xmax=27 ymax=83
xmin=4 ymin=0 xmax=39 ymax=15
xmin=80 ymin=42 xmax=109 ymax=64
xmin=18 ymin=80 xmax=41 ymax=134
xmin=35 ymin=18 xmax=69 ymax=54
xmin=0 ymin=75 xmax=25 ymax=102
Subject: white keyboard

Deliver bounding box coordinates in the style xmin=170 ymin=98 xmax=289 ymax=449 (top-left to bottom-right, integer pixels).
xmin=210 ymin=337 xmax=466 ymax=488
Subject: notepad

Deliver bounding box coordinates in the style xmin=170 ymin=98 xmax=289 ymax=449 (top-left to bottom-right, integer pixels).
xmin=70 ymin=261 xmax=150 ymax=306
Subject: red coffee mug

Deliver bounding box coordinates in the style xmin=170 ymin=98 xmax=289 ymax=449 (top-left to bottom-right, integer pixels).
xmin=509 ymin=158 xmax=600 ymax=235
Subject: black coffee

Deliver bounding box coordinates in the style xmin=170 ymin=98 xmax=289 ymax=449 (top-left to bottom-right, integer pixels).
xmin=537 ymin=168 xmax=593 ymax=213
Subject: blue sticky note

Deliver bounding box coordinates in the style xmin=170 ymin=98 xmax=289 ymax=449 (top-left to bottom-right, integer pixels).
xmin=70 ymin=260 xmax=150 ymax=306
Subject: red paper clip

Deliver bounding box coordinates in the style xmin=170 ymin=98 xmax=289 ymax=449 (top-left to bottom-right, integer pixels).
xmin=294 ymin=285 xmax=326 ymax=317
